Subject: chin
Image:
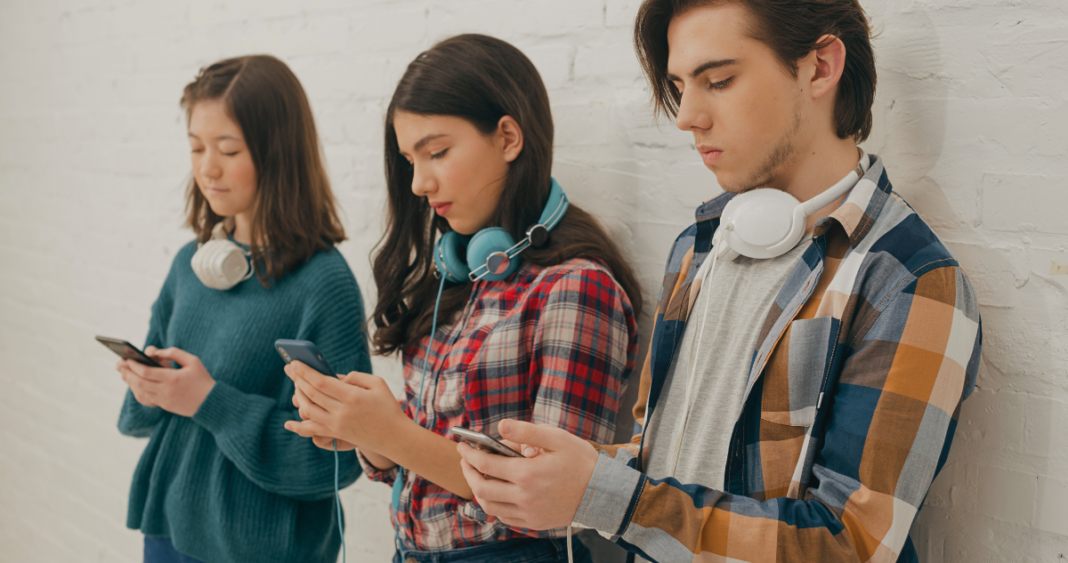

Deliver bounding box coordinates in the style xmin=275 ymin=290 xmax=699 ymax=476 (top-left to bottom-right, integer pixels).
xmin=709 ymin=170 xmax=743 ymax=194
xmin=445 ymin=218 xmax=477 ymax=236
xmin=205 ymin=200 xmax=239 ymax=218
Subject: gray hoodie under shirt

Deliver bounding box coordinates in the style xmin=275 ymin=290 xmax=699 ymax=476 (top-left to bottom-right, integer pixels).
xmin=642 ymin=240 xmax=808 ymax=490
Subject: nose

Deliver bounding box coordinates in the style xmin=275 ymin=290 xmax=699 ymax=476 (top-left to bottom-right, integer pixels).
xmin=675 ymin=89 xmax=712 ymax=132
xmin=410 ymin=162 xmax=436 ymax=198
xmin=199 ymin=150 xmax=222 ymax=181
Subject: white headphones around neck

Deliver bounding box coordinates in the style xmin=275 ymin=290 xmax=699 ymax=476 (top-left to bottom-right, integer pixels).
xmin=667 ymin=150 xmax=870 ymax=475
xmin=713 ymin=150 xmax=869 ymax=261
xmin=190 ymin=220 xmax=253 ymax=290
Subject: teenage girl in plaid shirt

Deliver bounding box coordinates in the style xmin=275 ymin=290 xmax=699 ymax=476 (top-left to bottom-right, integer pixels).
xmin=284 ymin=34 xmax=643 ymax=563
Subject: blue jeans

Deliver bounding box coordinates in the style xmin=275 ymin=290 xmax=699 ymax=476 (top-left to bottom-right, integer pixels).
xmin=393 ymin=536 xmax=592 ymax=563
xmin=144 ymin=536 xmax=207 ymax=563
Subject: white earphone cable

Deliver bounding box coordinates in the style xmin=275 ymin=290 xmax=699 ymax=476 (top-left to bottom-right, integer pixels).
xmin=668 ymin=226 xmax=728 ymax=475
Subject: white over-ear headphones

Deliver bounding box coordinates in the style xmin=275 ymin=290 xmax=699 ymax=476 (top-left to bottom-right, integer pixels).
xmin=714 ymin=150 xmax=869 ymax=260
xmin=190 ymin=219 xmax=253 ymax=290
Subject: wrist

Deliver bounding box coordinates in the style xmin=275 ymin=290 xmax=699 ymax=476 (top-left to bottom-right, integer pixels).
xmin=194 ymin=380 xmax=216 ymax=412
xmin=372 ymin=413 xmax=419 ymax=458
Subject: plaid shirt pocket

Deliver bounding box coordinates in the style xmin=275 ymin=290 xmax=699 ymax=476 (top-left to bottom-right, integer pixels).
xmin=760 ymin=316 xmax=837 ymax=427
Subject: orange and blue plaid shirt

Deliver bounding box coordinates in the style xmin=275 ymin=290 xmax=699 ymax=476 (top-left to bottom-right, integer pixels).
xmin=574 ymin=155 xmax=982 ymax=563
xmin=359 ymin=258 xmax=638 ymax=551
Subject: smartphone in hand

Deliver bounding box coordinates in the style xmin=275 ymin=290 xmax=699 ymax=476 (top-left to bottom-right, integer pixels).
xmin=96 ymin=336 xmax=163 ymax=368
xmin=450 ymin=427 xmax=523 ymax=457
xmin=274 ymin=339 xmax=336 ymax=377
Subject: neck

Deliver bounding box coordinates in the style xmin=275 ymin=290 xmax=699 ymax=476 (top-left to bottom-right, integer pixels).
xmin=769 ymin=133 xmax=861 ymax=233
xmin=231 ymin=212 xmax=254 ymax=246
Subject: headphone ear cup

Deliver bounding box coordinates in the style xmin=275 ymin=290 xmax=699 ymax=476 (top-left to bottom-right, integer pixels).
xmin=467 ymin=227 xmax=518 ymax=282
xmin=719 ymin=189 xmax=802 ymax=259
xmin=435 ymin=231 xmax=471 ymax=283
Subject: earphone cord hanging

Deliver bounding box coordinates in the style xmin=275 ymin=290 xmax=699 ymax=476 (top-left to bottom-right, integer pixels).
xmin=670 ymin=227 xmax=728 ymax=475
xmin=393 ymin=273 xmax=448 ymax=558
xmin=333 ymin=439 xmax=345 ymax=563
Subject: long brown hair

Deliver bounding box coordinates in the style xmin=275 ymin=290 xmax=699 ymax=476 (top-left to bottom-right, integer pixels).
xmin=635 ymin=0 xmax=876 ymax=142
xmin=181 ymin=55 xmax=345 ymax=286
xmin=372 ymin=34 xmax=643 ymax=356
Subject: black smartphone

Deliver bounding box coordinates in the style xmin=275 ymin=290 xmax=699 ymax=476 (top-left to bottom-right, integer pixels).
xmin=274 ymin=339 xmax=336 ymax=376
xmin=95 ymin=336 xmax=163 ymax=368
xmin=449 ymin=427 xmax=523 ymax=457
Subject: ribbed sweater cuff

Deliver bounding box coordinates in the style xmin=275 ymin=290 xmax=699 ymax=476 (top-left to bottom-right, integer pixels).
xmin=193 ymin=380 xmax=246 ymax=434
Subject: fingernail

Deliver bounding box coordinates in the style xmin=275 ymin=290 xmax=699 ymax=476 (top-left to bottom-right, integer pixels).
xmin=524 ymin=446 xmax=537 ymax=457
xmin=499 ymin=419 xmax=511 ymax=433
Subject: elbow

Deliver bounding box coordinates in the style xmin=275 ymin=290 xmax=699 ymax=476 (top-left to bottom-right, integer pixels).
xmin=116 ymin=421 xmax=154 ymax=438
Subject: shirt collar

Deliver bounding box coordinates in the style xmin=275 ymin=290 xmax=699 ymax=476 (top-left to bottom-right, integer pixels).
xmin=691 ymin=153 xmax=890 ymax=249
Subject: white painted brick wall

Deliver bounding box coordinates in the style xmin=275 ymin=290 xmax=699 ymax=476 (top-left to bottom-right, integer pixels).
xmin=1 ymin=1 xmax=1065 ymax=561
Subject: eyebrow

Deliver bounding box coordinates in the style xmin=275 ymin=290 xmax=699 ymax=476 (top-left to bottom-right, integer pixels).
xmin=667 ymin=58 xmax=740 ymax=82
xmin=187 ymin=132 xmax=242 ymax=141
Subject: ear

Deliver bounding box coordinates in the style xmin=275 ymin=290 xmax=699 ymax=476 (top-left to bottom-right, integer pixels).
xmin=495 ymin=115 xmax=524 ymax=163
xmin=809 ymin=34 xmax=847 ymax=101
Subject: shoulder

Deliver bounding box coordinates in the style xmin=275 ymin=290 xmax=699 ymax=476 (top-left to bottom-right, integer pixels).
xmin=279 ymin=247 xmax=365 ymax=310
xmin=862 ymin=191 xmax=961 ymax=277
xmin=163 ymin=239 xmax=200 ymax=283
xmin=288 ymin=247 xmax=360 ymax=287
xmin=171 ymin=239 xmax=199 ymax=269
xmin=532 ymin=257 xmax=615 ymax=286
xmin=526 ymin=258 xmax=630 ymax=310
xmin=851 ymin=190 xmax=977 ymax=317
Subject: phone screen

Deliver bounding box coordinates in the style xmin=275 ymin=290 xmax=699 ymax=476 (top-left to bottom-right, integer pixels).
xmin=95 ymin=336 xmax=162 ymax=367
xmin=449 ymin=427 xmax=522 ymax=457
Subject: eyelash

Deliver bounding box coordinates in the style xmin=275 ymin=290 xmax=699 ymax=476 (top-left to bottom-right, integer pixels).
xmin=708 ymin=77 xmax=733 ymax=90
xmin=190 ymin=149 xmax=238 ymax=156
xmin=430 ymin=149 xmax=448 ymax=160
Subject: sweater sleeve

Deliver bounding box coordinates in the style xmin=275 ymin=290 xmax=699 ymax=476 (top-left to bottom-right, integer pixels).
xmin=192 ymin=254 xmax=371 ymax=501
xmin=117 ymin=257 xmax=176 ymax=438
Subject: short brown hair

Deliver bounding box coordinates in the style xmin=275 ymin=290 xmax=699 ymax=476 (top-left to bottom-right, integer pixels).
xmin=635 ymin=0 xmax=876 ymax=142
xmin=181 ymin=55 xmax=346 ymax=286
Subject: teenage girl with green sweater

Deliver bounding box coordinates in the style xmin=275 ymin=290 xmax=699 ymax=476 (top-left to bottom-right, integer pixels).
xmin=115 ymin=55 xmax=369 ymax=563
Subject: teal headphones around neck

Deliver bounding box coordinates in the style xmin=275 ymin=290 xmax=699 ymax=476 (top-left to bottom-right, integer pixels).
xmin=433 ymin=177 xmax=569 ymax=283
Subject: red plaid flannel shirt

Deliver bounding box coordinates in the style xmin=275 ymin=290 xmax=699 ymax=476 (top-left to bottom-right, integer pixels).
xmin=358 ymin=258 xmax=639 ymax=551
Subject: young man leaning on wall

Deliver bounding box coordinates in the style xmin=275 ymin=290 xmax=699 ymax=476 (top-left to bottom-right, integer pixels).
xmin=457 ymin=1 xmax=983 ymax=562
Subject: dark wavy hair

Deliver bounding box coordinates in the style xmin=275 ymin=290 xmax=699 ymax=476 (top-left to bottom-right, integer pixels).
xmin=371 ymin=34 xmax=643 ymax=356
xmin=181 ymin=55 xmax=345 ymax=286
xmin=635 ymin=0 xmax=877 ymax=142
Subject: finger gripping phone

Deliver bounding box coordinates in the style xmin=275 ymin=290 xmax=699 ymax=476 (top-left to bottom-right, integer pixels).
xmin=95 ymin=336 xmax=163 ymax=367
xmin=274 ymin=339 xmax=336 ymax=376
xmin=449 ymin=427 xmax=522 ymax=457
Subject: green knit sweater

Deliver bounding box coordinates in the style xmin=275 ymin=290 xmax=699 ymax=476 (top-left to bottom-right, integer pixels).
xmin=118 ymin=240 xmax=369 ymax=563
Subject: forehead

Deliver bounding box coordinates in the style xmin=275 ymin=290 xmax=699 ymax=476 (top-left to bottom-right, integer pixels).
xmin=392 ymin=112 xmax=481 ymax=148
xmin=666 ymin=2 xmax=762 ymax=76
xmin=188 ymin=99 xmax=243 ymax=138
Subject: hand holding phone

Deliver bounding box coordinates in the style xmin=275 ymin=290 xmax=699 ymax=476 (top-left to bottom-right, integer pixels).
xmin=274 ymin=339 xmax=336 ymax=376
xmin=450 ymin=427 xmax=522 ymax=457
xmin=96 ymin=336 xmax=163 ymax=367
